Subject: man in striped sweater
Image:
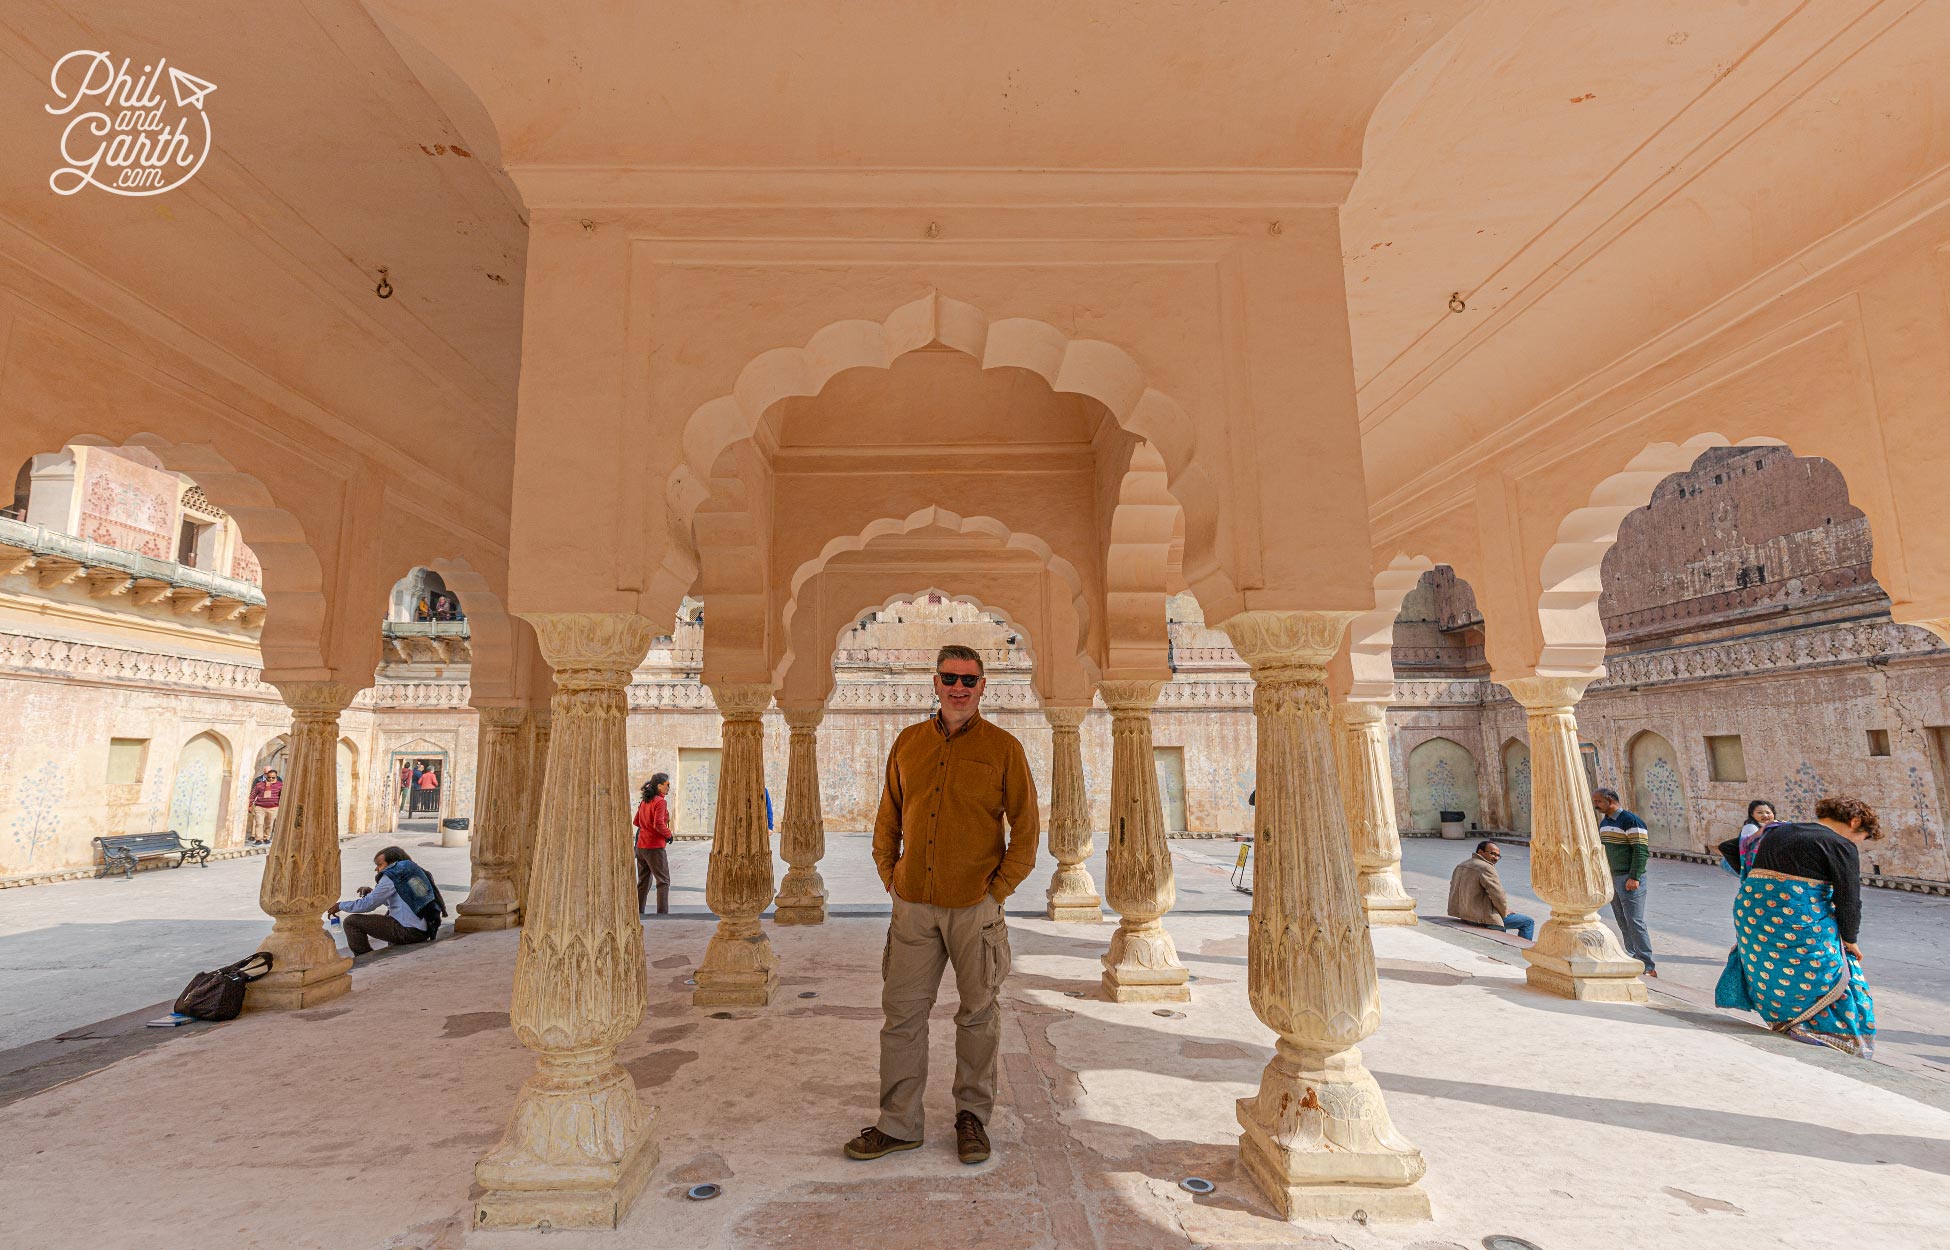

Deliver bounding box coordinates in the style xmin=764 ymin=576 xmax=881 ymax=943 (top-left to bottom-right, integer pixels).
xmin=1593 ymin=787 xmax=1656 ymax=978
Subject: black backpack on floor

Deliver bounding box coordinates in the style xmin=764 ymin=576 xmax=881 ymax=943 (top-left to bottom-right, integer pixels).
xmin=173 ymin=952 xmax=274 ymax=1020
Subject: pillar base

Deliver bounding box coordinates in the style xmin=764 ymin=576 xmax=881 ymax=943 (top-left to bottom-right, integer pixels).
xmin=244 ymin=953 xmax=353 ymax=1011
xmin=455 ymin=902 xmax=522 ymax=934
xmin=474 ymin=1086 xmax=659 ymax=1231
xmin=1235 ymin=1043 xmax=1429 ymax=1222
xmin=1523 ymin=919 xmax=1647 ymax=1002
xmin=1523 ymin=947 xmax=1649 ymax=1002
xmin=771 ymin=900 xmax=826 ymax=926
xmin=1363 ymin=899 xmax=1419 ymax=927
xmin=1101 ymin=920 xmax=1189 ymax=1001
xmin=693 ymin=928 xmax=779 ymax=1007
xmin=1047 ymin=897 xmax=1105 ymax=923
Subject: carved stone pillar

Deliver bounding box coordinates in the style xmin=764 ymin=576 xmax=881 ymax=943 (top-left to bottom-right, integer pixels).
xmin=1504 ymin=676 xmax=1647 ymax=1003
xmin=1098 ymin=680 xmax=1189 ymax=1001
xmin=1044 ymin=704 xmax=1102 ymax=921
xmin=1221 ymin=611 xmax=1429 ymax=1221
xmin=474 ymin=615 xmax=658 ymax=1230
xmin=773 ymin=705 xmax=827 ymax=925
xmin=1334 ymin=701 xmax=1417 ymax=927
xmin=512 ymin=707 xmax=552 ymax=914
xmin=694 ymin=683 xmax=779 ymax=1006
xmin=245 ymin=680 xmax=356 ymax=1011
xmin=456 ymin=705 xmax=528 ymax=933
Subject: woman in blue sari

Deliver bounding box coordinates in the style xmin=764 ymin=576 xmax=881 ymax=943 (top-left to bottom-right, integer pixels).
xmin=1715 ymin=795 xmax=1879 ymax=1057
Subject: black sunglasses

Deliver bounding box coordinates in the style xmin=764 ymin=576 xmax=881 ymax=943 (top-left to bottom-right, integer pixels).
xmin=936 ymin=672 xmax=982 ymax=687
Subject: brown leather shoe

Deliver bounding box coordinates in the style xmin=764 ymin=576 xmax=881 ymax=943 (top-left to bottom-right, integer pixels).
xmin=844 ymin=1126 xmax=921 ymax=1160
xmin=955 ymin=1111 xmax=991 ymax=1164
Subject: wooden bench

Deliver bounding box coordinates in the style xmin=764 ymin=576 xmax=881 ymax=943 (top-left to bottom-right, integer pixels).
xmin=94 ymin=830 xmax=211 ymax=880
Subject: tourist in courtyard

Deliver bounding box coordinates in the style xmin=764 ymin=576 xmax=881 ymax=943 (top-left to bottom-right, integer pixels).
xmin=416 ymin=765 xmax=440 ymax=814
xmin=246 ymin=768 xmax=281 ymax=845
xmin=1726 ymin=798 xmax=1779 ymax=873
xmin=1714 ymin=794 xmax=1879 ymax=1057
xmin=329 ymin=845 xmax=446 ymax=955
xmin=1593 ymin=787 xmax=1657 ymax=977
xmin=635 ymin=772 xmax=672 ymax=917
xmin=847 ymin=644 xmax=1039 ymax=1167
xmin=397 ymin=760 xmax=413 ymax=809
xmin=1446 ymin=840 xmax=1535 ymax=940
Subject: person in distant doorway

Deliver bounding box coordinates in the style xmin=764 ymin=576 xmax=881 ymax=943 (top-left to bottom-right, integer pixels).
xmin=397 ymin=761 xmax=413 ymax=810
xmin=764 ymin=785 xmax=774 ymax=833
xmin=635 ymin=773 xmax=673 ymax=917
xmin=1593 ymin=787 xmax=1656 ymax=977
xmin=845 ymin=645 xmax=1039 ymax=1168
xmin=414 ymin=595 xmax=432 ymax=622
xmin=246 ymin=768 xmax=282 ymax=845
xmin=1715 ymin=795 xmax=1879 ymax=1057
xmin=417 ymin=765 xmax=440 ymax=814
xmin=1446 ymin=840 xmax=1535 ymax=940
xmin=329 ymin=846 xmax=446 ymax=955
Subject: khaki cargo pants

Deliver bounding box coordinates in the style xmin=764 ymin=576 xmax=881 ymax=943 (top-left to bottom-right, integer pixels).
xmin=877 ymin=893 xmax=1012 ymax=1141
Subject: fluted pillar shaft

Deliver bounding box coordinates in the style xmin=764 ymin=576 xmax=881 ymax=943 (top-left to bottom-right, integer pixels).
xmin=693 ymin=683 xmax=779 ymax=1006
xmin=1098 ymin=681 xmax=1189 ymax=1001
xmin=773 ymin=705 xmax=828 ymax=925
xmin=512 ymin=707 xmax=552 ymax=914
xmin=1221 ymin=611 xmax=1429 ymax=1222
xmin=1044 ymin=704 xmax=1102 ymax=921
xmin=1334 ymin=701 xmax=1417 ymax=926
xmin=474 ymin=615 xmax=658 ymax=1230
xmin=245 ymin=680 xmax=356 ymax=1011
xmin=1505 ymin=676 xmax=1647 ymax=1002
xmin=456 ymin=705 xmax=528 ymax=933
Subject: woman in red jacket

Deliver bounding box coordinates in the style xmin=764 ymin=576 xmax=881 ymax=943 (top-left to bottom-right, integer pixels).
xmin=635 ymin=773 xmax=673 ymax=917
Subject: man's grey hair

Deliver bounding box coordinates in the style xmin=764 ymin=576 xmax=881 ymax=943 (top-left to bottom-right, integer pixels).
xmin=935 ymin=643 xmax=984 ymax=676
xmin=1594 ymin=787 xmax=1620 ymax=802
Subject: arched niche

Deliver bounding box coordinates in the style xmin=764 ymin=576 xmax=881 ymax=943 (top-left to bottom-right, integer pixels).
xmin=167 ymin=731 xmax=233 ymax=846
xmin=1500 ymin=737 xmax=1532 ymax=836
xmin=1405 ymin=736 xmax=1480 ymax=832
xmin=1626 ymin=730 xmax=1689 ymax=850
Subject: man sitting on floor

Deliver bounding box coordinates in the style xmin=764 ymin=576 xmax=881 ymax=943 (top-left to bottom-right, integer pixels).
xmin=328 ymin=846 xmax=446 ymax=956
xmin=1447 ymin=840 xmax=1535 ymax=941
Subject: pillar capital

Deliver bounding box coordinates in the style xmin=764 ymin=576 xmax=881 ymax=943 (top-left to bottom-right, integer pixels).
xmin=1042 ymin=703 xmax=1089 ymax=730
xmin=522 ymin=612 xmax=656 ymax=687
xmin=474 ymin=704 xmax=531 ymax=730
xmin=709 ymin=682 xmax=774 ymax=722
xmin=1336 ymin=698 xmax=1389 ymax=727
xmin=1502 ymin=674 xmax=1595 ymax=711
xmin=779 ymin=704 xmax=824 ymax=731
xmin=266 ymin=679 xmax=357 ymax=718
xmin=1219 ymin=609 xmax=1359 ymax=681
xmin=1097 ymin=679 xmax=1163 ymax=714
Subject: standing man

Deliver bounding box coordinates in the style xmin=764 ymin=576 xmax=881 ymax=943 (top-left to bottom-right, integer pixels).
xmin=1593 ymin=787 xmax=1656 ymax=977
xmin=1445 ymin=840 xmax=1535 ymax=940
xmin=246 ymin=768 xmax=281 ymax=845
xmin=845 ymin=644 xmax=1039 ymax=1167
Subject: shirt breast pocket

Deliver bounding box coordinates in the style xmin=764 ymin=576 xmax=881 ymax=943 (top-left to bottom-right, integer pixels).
xmin=954 ymin=758 xmax=1004 ymax=816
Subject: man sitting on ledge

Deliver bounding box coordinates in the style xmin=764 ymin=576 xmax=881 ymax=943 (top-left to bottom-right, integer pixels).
xmin=1447 ymin=840 xmax=1535 ymax=941
xmin=328 ymin=846 xmax=446 ymax=956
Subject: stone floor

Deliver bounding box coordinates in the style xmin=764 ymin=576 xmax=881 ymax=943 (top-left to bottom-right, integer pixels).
xmin=4 ymin=898 xmax=1949 ymax=1249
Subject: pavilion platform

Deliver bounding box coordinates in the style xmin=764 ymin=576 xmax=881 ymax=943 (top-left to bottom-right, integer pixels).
xmin=3 ymin=910 xmax=1945 ymax=1250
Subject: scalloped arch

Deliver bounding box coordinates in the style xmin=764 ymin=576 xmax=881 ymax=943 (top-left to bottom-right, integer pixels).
xmin=1535 ymin=433 xmax=1791 ymax=674
xmin=662 ymin=291 xmax=1232 ymax=616
xmin=33 ymin=432 xmax=331 ymax=676
xmin=774 ymin=505 xmax=1093 ymax=688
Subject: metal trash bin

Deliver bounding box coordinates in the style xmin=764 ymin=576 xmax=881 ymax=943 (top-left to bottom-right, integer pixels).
xmin=439 ymin=816 xmax=471 ymax=848
xmin=1438 ymin=809 xmax=1467 ymax=840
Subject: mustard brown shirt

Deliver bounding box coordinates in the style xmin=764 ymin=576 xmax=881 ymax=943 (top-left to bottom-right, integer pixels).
xmin=873 ymin=711 xmax=1040 ymax=908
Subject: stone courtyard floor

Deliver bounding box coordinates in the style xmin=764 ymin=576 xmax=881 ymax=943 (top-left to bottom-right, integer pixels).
xmin=5 ymin=894 xmax=1950 ymax=1248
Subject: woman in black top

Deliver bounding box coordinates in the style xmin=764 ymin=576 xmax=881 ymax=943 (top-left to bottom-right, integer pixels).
xmin=1714 ymin=795 xmax=1881 ymax=1056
